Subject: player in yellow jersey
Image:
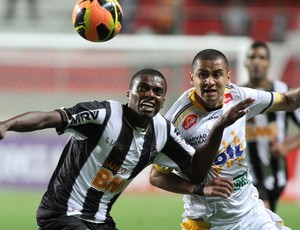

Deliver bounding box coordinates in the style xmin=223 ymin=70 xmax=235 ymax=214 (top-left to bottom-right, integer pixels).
xmin=150 ymin=49 xmax=299 ymax=229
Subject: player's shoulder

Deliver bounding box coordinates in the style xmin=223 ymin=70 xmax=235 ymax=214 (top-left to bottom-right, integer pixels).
xmin=176 ymin=88 xmax=194 ymax=104
xmin=152 ymin=113 xmax=173 ymax=133
xmin=165 ymin=88 xmax=194 ymax=119
xmin=107 ymin=99 xmax=121 ymax=105
xmin=224 ymin=83 xmax=241 ymax=93
xmin=72 ymin=99 xmax=112 ymax=110
xmin=103 ymin=100 xmax=123 ymax=110
xmin=224 ymin=83 xmax=245 ymax=99
xmin=226 ymin=82 xmax=265 ymax=97
xmin=83 ymin=100 xmax=124 ymax=115
xmin=153 ymin=112 xmax=166 ymax=121
xmin=154 ymin=112 xmax=176 ymax=125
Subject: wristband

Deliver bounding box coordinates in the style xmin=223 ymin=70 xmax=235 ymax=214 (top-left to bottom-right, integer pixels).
xmin=192 ymin=181 xmax=206 ymax=196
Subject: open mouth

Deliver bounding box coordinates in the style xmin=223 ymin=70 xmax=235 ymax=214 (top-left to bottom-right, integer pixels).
xmin=140 ymin=101 xmax=155 ymax=111
xmin=204 ymin=89 xmax=217 ymax=96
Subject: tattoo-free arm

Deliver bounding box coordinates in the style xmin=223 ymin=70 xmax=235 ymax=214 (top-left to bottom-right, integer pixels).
xmin=150 ymin=166 xmax=233 ymax=198
xmin=0 ymin=111 xmax=62 ymax=140
xmin=270 ymin=87 xmax=300 ymax=112
xmin=150 ymin=166 xmax=195 ymax=194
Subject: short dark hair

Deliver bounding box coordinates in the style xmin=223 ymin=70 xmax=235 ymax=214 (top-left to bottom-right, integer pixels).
xmin=249 ymin=41 xmax=270 ymax=59
xmin=192 ymin=49 xmax=229 ymax=71
xmin=129 ymin=68 xmax=167 ymax=93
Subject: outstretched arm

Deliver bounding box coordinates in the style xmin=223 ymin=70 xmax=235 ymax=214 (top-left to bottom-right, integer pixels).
xmin=150 ymin=166 xmax=233 ymax=198
xmin=0 ymin=111 xmax=62 ymax=140
xmin=270 ymin=87 xmax=300 ymax=112
xmin=183 ymin=98 xmax=254 ymax=183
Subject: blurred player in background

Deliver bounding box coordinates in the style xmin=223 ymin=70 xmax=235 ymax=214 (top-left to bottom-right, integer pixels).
xmin=150 ymin=49 xmax=299 ymax=229
xmin=0 ymin=68 xmax=251 ymax=230
xmin=244 ymin=41 xmax=300 ymax=212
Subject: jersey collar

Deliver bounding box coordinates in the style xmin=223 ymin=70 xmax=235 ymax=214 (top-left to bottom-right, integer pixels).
xmin=188 ymin=89 xmax=223 ymax=112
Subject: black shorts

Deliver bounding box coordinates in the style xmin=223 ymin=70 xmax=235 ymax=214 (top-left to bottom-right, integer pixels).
xmin=38 ymin=216 xmax=118 ymax=230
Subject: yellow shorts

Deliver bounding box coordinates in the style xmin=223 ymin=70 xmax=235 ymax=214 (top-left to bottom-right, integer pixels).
xmin=181 ymin=219 xmax=210 ymax=230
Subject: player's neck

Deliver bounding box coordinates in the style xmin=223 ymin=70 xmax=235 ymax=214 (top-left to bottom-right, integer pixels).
xmin=123 ymin=105 xmax=150 ymax=130
xmin=194 ymin=93 xmax=223 ymax=111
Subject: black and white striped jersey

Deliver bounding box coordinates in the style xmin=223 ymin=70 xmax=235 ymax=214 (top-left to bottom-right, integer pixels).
xmin=37 ymin=100 xmax=195 ymax=225
xmin=245 ymin=80 xmax=300 ymax=191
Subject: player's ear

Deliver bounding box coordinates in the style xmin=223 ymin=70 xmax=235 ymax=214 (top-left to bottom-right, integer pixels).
xmin=126 ymin=90 xmax=130 ymax=98
xmin=162 ymin=98 xmax=166 ymax=108
xmin=227 ymin=71 xmax=231 ymax=83
xmin=189 ymin=72 xmax=194 ymax=85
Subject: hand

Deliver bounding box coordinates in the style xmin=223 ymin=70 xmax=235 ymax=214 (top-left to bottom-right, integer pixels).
xmin=193 ymin=177 xmax=233 ymax=198
xmin=204 ymin=177 xmax=233 ymax=198
xmin=0 ymin=122 xmax=7 ymax=140
xmin=270 ymin=141 xmax=287 ymax=158
xmin=217 ymin=98 xmax=255 ymax=128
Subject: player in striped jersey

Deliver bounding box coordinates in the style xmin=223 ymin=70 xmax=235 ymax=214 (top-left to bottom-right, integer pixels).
xmin=0 ymin=68 xmax=252 ymax=230
xmin=244 ymin=41 xmax=300 ymax=212
xmin=150 ymin=49 xmax=299 ymax=229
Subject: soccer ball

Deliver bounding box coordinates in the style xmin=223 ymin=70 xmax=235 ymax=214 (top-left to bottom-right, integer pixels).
xmin=72 ymin=0 xmax=123 ymax=42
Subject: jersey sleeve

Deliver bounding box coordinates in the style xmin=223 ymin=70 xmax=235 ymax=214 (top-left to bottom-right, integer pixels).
xmin=236 ymin=86 xmax=280 ymax=119
xmin=56 ymin=100 xmax=108 ymax=138
xmin=152 ymin=164 xmax=174 ymax=174
xmin=165 ymin=88 xmax=193 ymax=123
xmin=153 ymin=122 xmax=195 ymax=172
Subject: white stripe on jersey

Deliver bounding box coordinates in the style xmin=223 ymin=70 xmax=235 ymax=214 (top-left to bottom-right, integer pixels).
xmin=246 ymin=80 xmax=300 ymax=190
xmin=38 ymin=100 xmax=195 ymax=224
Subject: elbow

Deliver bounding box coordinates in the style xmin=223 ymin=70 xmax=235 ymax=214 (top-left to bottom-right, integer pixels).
xmin=149 ymin=176 xmax=156 ymax=187
xmin=149 ymin=174 xmax=155 ymax=187
xmin=149 ymin=168 xmax=160 ymax=187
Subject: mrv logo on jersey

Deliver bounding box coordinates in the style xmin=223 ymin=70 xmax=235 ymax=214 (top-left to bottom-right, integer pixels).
xmin=71 ymin=110 xmax=100 ymax=124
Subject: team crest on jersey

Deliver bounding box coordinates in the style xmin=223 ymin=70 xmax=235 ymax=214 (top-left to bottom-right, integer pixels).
xmin=224 ymin=93 xmax=233 ymax=104
xmin=182 ymin=114 xmax=197 ymax=130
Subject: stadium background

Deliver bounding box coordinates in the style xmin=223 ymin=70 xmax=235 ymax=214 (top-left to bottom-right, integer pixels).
xmin=0 ymin=0 xmax=299 ymax=228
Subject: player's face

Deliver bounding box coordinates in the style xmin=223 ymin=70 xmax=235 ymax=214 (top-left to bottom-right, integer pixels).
xmin=127 ymin=74 xmax=166 ymax=119
xmin=245 ymin=47 xmax=270 ymax=83
xmin=190 ymin=58 xmax=230 ymax=109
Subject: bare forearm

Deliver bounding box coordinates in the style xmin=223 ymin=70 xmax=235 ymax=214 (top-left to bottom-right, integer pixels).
xmin=273 ymin=87 xmax=300 ymax=111
xmin=0 ymin=111 xmax=62 ymax=139
xmin=184 ymin=98 xmax=254 ymax=183
xmin=150 ymin=167 xmax=234 ymax=198
xmin=286 ymin=87 xmax=300 ymax=110
xmin=150 ymin=167 xmax=195 ymax=194
xmin=188 ymin=125 xmax=224 ymax=183
xmin=7 ymin=112 xmax=57 ymax=131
